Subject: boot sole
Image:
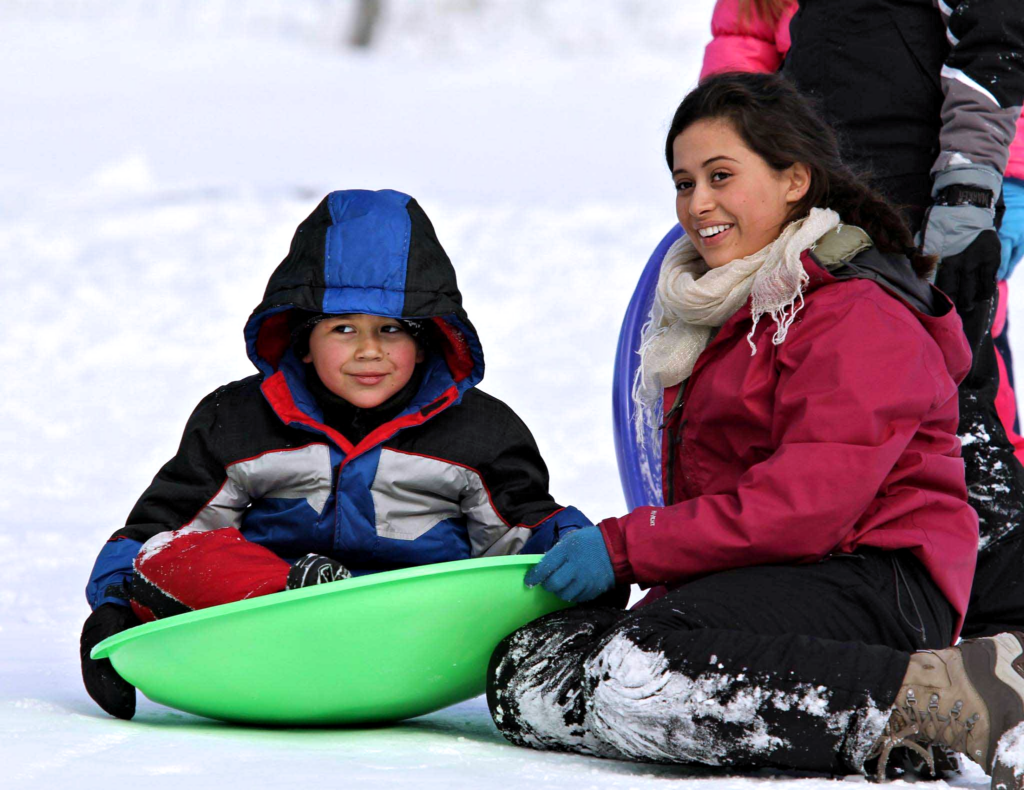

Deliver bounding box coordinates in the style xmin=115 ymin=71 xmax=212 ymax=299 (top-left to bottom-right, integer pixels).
xmin=962 ymin=632 xmax=1024 ymax=772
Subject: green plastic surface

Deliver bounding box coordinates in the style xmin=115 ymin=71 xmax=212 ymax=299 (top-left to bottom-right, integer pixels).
xmin=91 ymin=555 xmax=570 ymax=726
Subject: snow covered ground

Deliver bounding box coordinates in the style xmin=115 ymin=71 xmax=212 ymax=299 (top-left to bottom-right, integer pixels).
xmin=0 ymin=2 xmax=1012 ymax=787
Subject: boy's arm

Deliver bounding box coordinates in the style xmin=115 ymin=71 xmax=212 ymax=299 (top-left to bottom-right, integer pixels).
xmin=461 ymin=402 xmax=591 ymax=557
xmin=85 ymin=389 xmax=243 ymax=610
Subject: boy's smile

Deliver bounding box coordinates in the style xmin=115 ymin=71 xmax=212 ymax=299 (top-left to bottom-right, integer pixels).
xmin=303 ymin=314 xmax=424 ymax=410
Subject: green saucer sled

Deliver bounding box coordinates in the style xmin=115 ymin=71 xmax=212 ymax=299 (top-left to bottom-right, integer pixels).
xmin=91 ymin=555 xmax=571 ymax=726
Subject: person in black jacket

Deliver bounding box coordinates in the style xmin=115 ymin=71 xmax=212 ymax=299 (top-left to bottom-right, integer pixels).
xmin=780 ymin=0 xmax=1024 ymax=640
xmin=80 ymin=188 xmax=592 ymax=720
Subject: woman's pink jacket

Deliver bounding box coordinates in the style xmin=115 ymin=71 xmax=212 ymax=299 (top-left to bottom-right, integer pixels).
xmin=599 ymin=251 xmax=978 ymax=639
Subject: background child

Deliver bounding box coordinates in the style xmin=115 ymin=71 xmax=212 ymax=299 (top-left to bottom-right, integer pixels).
xmin=80 ymin=188 xmax=591 ymax=719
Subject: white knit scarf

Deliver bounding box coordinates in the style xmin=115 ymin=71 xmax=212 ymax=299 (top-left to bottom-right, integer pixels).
xmin=632 ymin=208 xmax=841 ymax=443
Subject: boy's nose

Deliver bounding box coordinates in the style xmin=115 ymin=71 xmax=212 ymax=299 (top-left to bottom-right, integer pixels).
xmin=355 ymin=337 xmax=384 ymax=358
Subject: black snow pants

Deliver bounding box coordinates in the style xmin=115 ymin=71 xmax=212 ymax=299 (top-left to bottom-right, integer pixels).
xmin=487 ymin=550 xmax=954 ymax=774
xmin=959 ymin=324 xmax=1024 ymax=638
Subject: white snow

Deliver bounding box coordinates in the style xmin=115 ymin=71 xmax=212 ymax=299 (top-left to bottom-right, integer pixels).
xmin=581 ymin=635 xmax=867 ymax=766
xmin=0 ymin=1 xmax=1014 ymax=788
xmin=960 ymin=425 xmax=992 ymax=447
xmin=996 ymin=722 xmax=1024 ymax=780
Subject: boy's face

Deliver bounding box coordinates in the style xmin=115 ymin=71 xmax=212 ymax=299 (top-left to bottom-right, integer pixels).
xmin=303 ymin=314 xmax=424 ymax=410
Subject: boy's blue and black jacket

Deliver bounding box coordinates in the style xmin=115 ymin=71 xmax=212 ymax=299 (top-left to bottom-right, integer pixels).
xmin=87 ymin=190 xmax=589 ymax=609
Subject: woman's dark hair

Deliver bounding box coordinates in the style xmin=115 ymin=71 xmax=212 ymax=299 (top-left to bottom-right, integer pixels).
xmin=665 ymin=72 xmax=935 ymax=277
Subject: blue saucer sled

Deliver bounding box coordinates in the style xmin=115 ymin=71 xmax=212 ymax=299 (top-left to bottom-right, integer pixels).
xmin=613 ymin=224 xmax=683 ymax=510
xmin=92 ymin=225 xmax=681 ymax=727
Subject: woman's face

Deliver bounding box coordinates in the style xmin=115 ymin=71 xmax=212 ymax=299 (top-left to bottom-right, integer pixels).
xmin=671 ymin=118 xmax=810 ymax=269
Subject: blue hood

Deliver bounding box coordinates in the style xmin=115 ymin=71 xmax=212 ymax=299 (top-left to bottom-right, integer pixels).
xmin=244 ymin=190 xmax=484 ymax=446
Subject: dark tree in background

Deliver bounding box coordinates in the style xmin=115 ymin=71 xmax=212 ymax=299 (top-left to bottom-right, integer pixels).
xmin=349 ymin=0 xmax=382 ymax=48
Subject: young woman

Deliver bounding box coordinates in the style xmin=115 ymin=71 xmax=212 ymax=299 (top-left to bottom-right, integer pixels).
xmin=486 ymin=73 xmax=1024 ymax=784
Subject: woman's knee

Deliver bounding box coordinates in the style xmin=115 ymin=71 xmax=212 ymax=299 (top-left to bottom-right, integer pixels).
xmin=489 ymin=617 xmax=737 ymax=765
xmin=486 ymin=607 xmax=626 ymax=753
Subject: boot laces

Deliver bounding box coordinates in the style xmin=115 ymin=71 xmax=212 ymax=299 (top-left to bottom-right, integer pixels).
xmin=871 ymin=688 xmax=976 ymax=781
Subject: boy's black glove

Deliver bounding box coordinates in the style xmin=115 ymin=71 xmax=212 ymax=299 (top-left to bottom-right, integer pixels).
xmin=80 ymin=603 xmax=140 ymax=719
xmin=286 ymin=553 xmax=352 ymax=589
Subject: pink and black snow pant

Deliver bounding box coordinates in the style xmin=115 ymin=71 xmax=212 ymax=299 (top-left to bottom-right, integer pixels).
xmin=488 ymin=549 xmax=953 ymax=775
xmin=993 ymin=280 xmax=1024 ymax=464
xmin=129 ymin=528 xmax=290 ymax=623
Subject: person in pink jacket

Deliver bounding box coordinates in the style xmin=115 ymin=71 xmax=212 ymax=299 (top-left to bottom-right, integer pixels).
xmin=702 ymin=0 xmax=794 ymax=76
xmin=487 ymin=73 xmax=1024 ymax=787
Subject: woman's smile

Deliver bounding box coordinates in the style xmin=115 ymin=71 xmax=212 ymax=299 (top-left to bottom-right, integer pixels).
xmin=695 ymin=223 xmax=735 ymax=247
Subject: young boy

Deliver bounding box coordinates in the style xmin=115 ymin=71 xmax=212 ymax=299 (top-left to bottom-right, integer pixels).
xmin=81 ymin=189 xmax=591 ymax=719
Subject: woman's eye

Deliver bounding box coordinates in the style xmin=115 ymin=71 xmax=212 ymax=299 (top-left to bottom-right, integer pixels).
xmin=674 ymin=180 xmax=693 ymax=192
xmin=711 ymin=171 xmax=731 ymax=183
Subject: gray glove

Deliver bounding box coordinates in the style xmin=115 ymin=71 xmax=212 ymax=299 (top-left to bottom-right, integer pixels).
xmin=919 ymin=164 xmax=1001 ymax=261
xmin=918 ymin=165 xmax=1002 ymax=314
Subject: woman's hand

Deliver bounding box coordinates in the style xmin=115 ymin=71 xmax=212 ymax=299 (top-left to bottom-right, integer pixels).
xmin=524 ymin=526 xmax=615 ymax=602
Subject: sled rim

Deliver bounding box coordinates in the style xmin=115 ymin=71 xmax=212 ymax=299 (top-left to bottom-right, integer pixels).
xmin=91 ymin=553 xmax=543 ymax=660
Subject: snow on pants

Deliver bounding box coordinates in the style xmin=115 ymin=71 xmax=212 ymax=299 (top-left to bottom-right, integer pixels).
xmin=487 ymin=549 xmax=954 ymax=774
xmin=129 ymin=528 xmax=290 ymax=623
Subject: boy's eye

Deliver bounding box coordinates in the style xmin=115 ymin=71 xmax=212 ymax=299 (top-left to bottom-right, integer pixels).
xmin=380 ymin=324 xmax=405 ymax=335
xmin=331 ymin=324 xmax=356 ymax=334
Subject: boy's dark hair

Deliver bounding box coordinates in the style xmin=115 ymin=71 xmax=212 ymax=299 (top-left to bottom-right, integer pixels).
xmin=287 ymin=310 xmax=434 ymax=360
xmin=665 ymin=72 xmax=935 ymax=278
xmin=288 ymin=310 xmax=325 ymax=359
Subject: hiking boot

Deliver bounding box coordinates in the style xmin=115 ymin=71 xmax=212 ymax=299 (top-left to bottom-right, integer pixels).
xmin=286 ymin=553 xmax=352 ymax=589
xmin=870 ymin=632 xmax=1024 ymax=788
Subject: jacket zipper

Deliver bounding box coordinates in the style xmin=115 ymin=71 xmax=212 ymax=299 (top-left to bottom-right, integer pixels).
xmin=661 ymin=386 xmax=687 ymax=506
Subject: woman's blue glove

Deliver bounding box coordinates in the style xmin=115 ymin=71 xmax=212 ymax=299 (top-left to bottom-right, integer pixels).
xmin=524 ymin=526 xmax=615 ymax=603
xmin=999 ymin=177 xmax=1024 ymax=281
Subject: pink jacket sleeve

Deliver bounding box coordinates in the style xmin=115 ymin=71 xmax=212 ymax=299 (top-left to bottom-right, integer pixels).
xmin=700 ymin=0 xmax=796 ymax=80
xmin=599 ymin=290 xmax=959 ymax=587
